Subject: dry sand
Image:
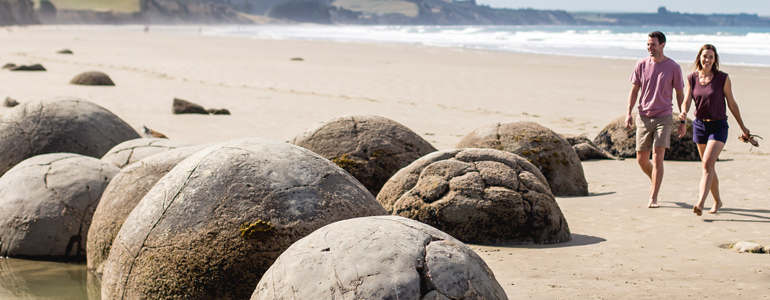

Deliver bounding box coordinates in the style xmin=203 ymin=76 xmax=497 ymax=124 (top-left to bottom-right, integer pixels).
xmin=1 ymin=25 xmax=769 ymax=299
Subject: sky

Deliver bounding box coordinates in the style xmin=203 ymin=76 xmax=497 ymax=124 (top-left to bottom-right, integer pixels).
xmin=475 ymin=0 xmax=770 ymax=16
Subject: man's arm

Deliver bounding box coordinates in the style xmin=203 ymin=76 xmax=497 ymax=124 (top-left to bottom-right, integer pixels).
xmin=625 ymin=84 xmax=640 ymax=129
xmin=675 ymin=87 xmax=684 ymax=115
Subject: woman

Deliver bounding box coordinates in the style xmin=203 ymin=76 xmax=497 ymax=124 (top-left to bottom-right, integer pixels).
xmin=679 ymin=44 xmax=752 ymax=216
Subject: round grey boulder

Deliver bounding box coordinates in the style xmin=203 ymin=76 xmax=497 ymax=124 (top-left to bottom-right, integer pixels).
xmin=0 ymin=97 xmax=140 ymax=177
xmin=456 ymin=121 xmax=588 ymax=196
xmin=377 ymin=148 xmax=571 ymax=245
xmin=100 ymin=138 xmax=194 ymax=168
xmin=252 ymin=216 xmax=508 ymax=300
xmin=70 ymin=71 xmax=115 ymax=86
xmin=593 ymin=113 xmax=699 ymax=161
xmin=101 ymin=138 xmax=388 ymax=300
xmin=292 ymin=115 xmax=437 ymax=197
xmin=87 ymin=144 xmax=209 ymax=275
xmin=0 ymin=153 xmax=120 ymax=260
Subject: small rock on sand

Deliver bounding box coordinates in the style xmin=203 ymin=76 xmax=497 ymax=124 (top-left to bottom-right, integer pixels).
xmin=3 ymin=97 xmax=19 ymax=107
xmin=731 ymin=241 xmax=764 ymax=253
xmin=70 ymin=71 xmax=115 ymax=86
xmin=172 ymin=98 xmax=208 ymax=114
xmin=10 ymin=64 xmax=46 ymax=71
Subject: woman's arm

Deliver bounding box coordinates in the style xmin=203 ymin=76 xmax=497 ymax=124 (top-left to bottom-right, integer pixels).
xmin=724 ymin=75 xmax=750 ymax=136
xmin=679 ymin=77 xmax=692 ymax=121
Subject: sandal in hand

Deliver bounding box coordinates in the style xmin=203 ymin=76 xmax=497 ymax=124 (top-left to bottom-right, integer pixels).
xmin=738 ymin=133 xmax=762 ymax=148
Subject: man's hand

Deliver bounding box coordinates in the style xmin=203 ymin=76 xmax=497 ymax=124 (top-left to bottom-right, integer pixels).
xmin=624 ymin=114 xmax=634 ymax=130
xmin=677 ymin=122 xmax=686 ymax=138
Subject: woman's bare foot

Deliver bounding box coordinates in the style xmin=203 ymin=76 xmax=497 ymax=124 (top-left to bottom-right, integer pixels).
xmin=647 ymin=200 xmax=659 ymax=208
xmin=708 ymin=201 xmax=723 ymax=214
xmin=693 ymin=206 xmax=703 ymax=216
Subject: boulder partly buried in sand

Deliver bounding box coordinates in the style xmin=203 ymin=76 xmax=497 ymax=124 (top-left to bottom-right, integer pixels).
xmin=101 ymin=138 xmax=387 ymax=300
xmin=593 ymin=114 xmax=699 ymax=161
xmin=377 ymin=148 xmax=571 ymax=245
xmin=70 ymin=71 xmax=115 ymax=86
xmin=456 ymin=121 xmax=588 ymax=196
xmin=0 ymin=153 xmax=120 ymax=260
xmin=293 ymin=115 xmax=437 ymax=197
xmin=87 ymin=145 xmax=208 ymax=275
xmin=0 ymin=97 xmax=140 ymax=177
xmin=57 ymin=49 xmax=73 ymax=54
xmin=10 ymin=64 xmax=46 ymax=71
xmin=562 ymin=134 xmax=621 ymax=161
xmin=172 ymin=97 xmax=208 ymax=114
xmin=100 ymin=138 xmax=193 ymax=168
xmin=251 ymin=216 xmax=509 ymax=300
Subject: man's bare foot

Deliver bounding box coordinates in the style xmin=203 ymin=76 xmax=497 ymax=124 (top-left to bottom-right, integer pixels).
xmin=693 ymin=206 xmax=703 ymax=216
xmin=647 ymin=200 xmax=659 ymax=208
xmin=708 ymin=201 xmax=723 ymax=214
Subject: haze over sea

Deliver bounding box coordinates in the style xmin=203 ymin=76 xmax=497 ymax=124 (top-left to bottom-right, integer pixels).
xmin=208 ymin=25 xmax=770 ymax=67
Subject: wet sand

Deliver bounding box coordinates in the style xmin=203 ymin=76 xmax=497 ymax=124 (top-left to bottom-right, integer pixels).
xmin=0 ymin=25 xmax=769 ymax=299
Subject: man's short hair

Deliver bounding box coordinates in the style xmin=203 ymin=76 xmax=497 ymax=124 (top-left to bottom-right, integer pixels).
xmin=649 ymin=31 xmax=666 ymax=44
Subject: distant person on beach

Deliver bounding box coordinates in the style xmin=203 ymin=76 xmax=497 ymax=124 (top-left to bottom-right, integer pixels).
xmin=625 ymin=31 xmax=685 ymax=208
xmin=678 ymin=44 xmax=753 ymax=216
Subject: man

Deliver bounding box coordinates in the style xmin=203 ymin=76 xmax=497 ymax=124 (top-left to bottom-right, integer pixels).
xmin=625 ymin=31 xmax=685 ymax=208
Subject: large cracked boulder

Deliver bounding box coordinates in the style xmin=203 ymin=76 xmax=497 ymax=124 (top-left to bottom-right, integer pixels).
xmin=0 ymin=153 xmax=120 ymax=260
xmin=377 ymin=148 xmax=571 ymax=245
xmin=101 ymin=138 xmax=388 ymax=300
xmin=70 ymin=71 xmax=115 ymax=86
xmin=252 ymin=216 xmax=508 ymax=300
xmin=100 ymin=138 xmax=194 ymax=168
xmin=0 ymin=97 xmax=140 ymax=177
xmin=87 ymin=145 xmax=209 ymax=275
xmin=593 ymin=113 xmax=699 ymax=161
xmin=293 ymin=115 xmax=437 ymax=197
xmin=456 ymin=121 xmax=588 ymax=196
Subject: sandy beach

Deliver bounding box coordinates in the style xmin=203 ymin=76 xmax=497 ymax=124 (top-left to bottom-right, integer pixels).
xmin=1 ymin=25 xmax=769 ymax=299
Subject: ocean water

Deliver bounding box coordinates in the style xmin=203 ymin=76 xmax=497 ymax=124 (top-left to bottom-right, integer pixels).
xmin=207 ymin=25 xmax=770 ymax=67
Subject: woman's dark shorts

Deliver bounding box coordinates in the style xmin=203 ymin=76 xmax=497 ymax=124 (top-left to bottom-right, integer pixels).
xmin=693 ymin=119 xmax=729 ymax=144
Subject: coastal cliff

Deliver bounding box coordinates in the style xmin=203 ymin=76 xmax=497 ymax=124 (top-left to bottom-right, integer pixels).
xmin=0 ymin=0 xmax=37 ymax=25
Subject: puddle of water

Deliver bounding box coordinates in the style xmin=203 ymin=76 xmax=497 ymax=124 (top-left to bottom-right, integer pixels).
xmin=0 ymin=257 xmax=99 ymax=300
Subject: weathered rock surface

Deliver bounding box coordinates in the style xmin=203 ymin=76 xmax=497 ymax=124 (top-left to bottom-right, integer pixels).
xmin=100 ymin=138 xmax=193 ymax=168
xmin=172 ymin=97 xmax=207 ymax=114
xmin=0 ymin=0 xmax=37 ymax=26
xmin=377 ymin=148 xmax=571 ymax=245
xmin=456 ymin=121 xmax=588 ymax=196
xmin=3 ymin=96 xmax=18 ymax=107
xmin=293 ymin=115 xmax=437 ymax=197
xmin=0 ymin=97 xmax=140 ymax=177
xmin=593 ymin=114 xmax=699 ymax=161
xmin=252 ymin=216 xmax=508 ymax=300
xmin=0 ymin=153 xmax=119 ymax=260
xmin=731 ymin=241 xmax=764 ymax=253
xmin=101 ymin=138 xmax=387 ymax=300
xmin=562 ymin=134 xmax=621 ymax=161
xmin=70 ymin=71 xmax=115 ymax=86
xmin=9 ymin=64 xmax=46 ymax=71
xmin=87 ymin=145 xmax=208 ymax=275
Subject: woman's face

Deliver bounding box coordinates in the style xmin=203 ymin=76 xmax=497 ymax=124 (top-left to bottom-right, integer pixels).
xmin=700 ymin=49 xmax=716 ymax=71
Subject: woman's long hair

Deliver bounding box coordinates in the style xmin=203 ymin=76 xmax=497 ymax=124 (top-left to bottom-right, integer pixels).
xmin=692 ymin=44 xmax=720 ymax=72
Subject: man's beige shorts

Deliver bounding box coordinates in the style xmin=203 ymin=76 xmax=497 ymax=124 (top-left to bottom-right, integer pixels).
xmin=636 ymin=114 xmax=673 ymax=152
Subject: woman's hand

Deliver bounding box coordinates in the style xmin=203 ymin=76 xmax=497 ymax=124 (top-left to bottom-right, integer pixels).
xmin=678 ymin=112 xmax=687 ymax=121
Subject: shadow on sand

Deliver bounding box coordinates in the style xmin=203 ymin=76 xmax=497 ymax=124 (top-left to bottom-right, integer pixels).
xmin=669 ymin=201 xmax=770 ymax=223
xmin=500 ymin=233 xmax=606 ymax=249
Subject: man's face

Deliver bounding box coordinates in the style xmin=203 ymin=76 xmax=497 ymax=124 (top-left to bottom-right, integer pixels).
xmin=647 ymin=37 xmax=664 ymax=57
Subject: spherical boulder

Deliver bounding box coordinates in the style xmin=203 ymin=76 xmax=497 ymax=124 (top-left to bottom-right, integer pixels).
xmin=377 ymin=148 xmax=571 ymax=245
xmin=252 ymin=215 xmax=508 ymax=300
xmin=292 ymin=115 xmax=437 ymax=197
xmin=0 ymin=153 xmax=120 ymax=260
xmin=101 ymin=138 xmax=388 ymax=300
xmin=0 ymin=97 xmax=140 ymax=177
xmin=593 ymin=114 xmax=699 ymax=161
xmin=87 ymin=145 xmax=209 ymax=275
xmin=70 ymin=71 xmax=115 ymax=86
xmin=100 ymin=138 xmax=194 ymax=168
xmin=456 ymin=121 xmax=588 ymax=196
